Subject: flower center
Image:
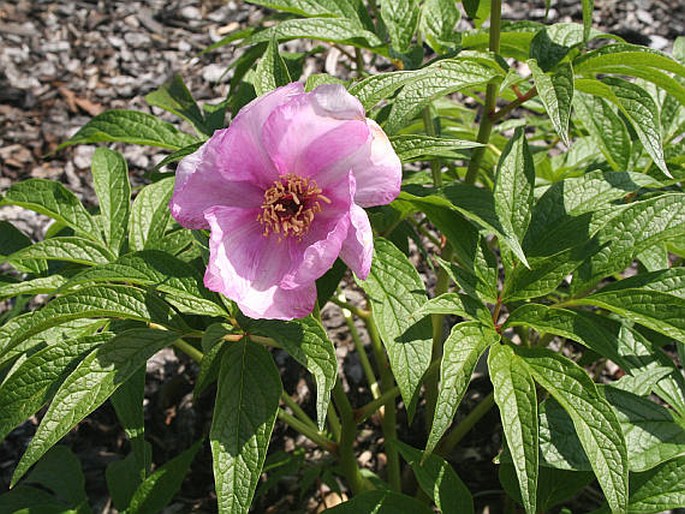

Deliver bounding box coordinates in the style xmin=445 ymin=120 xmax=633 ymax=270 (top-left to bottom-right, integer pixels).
xmin=257 ymin=173 xmax=331 ymax=240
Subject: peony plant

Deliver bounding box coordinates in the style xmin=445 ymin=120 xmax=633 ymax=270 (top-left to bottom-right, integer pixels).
xmin=1 ymin=1 xmax=685 ymax=513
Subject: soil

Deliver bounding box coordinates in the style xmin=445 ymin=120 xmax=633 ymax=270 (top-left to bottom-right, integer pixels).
xmin=1 ymin=1 xmax=684 ymax=513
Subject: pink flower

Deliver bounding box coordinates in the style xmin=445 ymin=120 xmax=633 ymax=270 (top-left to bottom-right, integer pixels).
xmin=169 ymin=83 xmax=401 ymax=320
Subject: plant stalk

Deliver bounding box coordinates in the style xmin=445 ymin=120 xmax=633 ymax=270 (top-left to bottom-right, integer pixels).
xmin=332 ymin=380 xmax=367 ymax=494
xmin=173 ymin=339 xmax=204 ymax=364
xmin=277 ymin=409 xmax=337 ymax=453
xmin=437 ymin=391 xmax=495 ymax=456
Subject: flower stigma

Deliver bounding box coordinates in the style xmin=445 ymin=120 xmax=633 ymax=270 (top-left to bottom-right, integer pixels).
xmin=257 ymin=173 xmax=331 ymax=240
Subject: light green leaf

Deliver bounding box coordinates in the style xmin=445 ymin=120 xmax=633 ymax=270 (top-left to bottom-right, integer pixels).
xmin=489 ymin=343 xmax=539 ymax=514
xmin=426 ymin=321 xmax=500 ymax=455
xmin=245 ymin=316 xmax=336 ymax=430
xmin=0 ymin=275 xmax=66 ymax=301
xmin=393 ymin=440 xmax=474 ymax=514
xmin=254 ymin=36 xmax=292 ymax=96
xmin=325 ymin=490 xmax=435 ymax=513
xmin=64 ymin=250 xmax=225 ymax=318
xmin=380 ymin=0 xmax=420 ymax=53
xmin=573 ymin=92 xmax=631 ymax=171
xmin=348 ymin=69 xmax=426 ymax=110
xmin=357 ymin=238 xmax=433 ymax=419
xmin=390 ymin=135 xmax=482 ymax=162
xmin=528 ymin=60 xmax=574 ymax=145
xmin=517 ymin=347 xmax=628 ymax=514
xmin=59 ymin=110 xmax=198 ymax=151
xmin=211 ymin=340 xmax=281 ymax=514
xmin=145 ymin=74 xmax=208 ymax=136
xmin=129 ymin=177 xmax=176 ymax=252
xmin=91 ymin=148 xmax=131 ymax=255
xmin=126 ymin=440 xmax=202 ymax=514
xmin=11 ymin=328 xmax=181 ymax=485
xmin=7 ymin=285 xmax=183 ymax=353
xmin=0 ymin=179 xmax=100 ymax=241
xmin=571 ymin=193 xmax=685 ymax=291
xmin=152 ymin=142 xmax=204 ymax=172
xmin=6 ymin=236 xmax=115 ymax=266
xmin=244 ymin=17 xmax=382 ymax=48
xmin=493 ymin=127 xmax=534 ymax=266
xmin=0 ymin=333 xmax=110 ymax=440
xmin=573 ymin=287 xmax=685 ymax=344
xmin=384 ymin=57 xmax=502 ymax=133
xmin=622 ymin=456 xmax=685 ymax=514
xmin=574 ymin=43 xmax=685 ymax=80
xmin=413 ymin=292 xmax=492 ymax=325
xmin=420 ymin=0 xmax=461 ymax=54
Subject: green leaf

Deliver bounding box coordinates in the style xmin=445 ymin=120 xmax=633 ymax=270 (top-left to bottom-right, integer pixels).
xmin=244 ymin=17 xmax=382 ymax=48
xmin=126 ymin=440 xmax=202 ymax=514
xmin=517 ymin=347 xmax=628 ymax=514
xmin=22 ymin=445 xmax=88 ymax=509
xmin=576 ymin=77 xmax=669 ymax=177
xmin=493 ymin=127 xmax=534 ymax=266
xmin=390 ymin=134 xmax=482 ymax=162
xmin=11 ymin=328 xmax=181 ymax=485
xmin=106 ymin=445 xmax=152 ymax=511
xmin=528 ymin=60 xmax=574 ymax=145
xmin=325 ymin=490 xmax=435 ymax=514
xmin=0 ymin=275 xmax=66 ymax=301
xmin=573 ymin=92 xmax=631 ymax=171
xmin=420 ymin=0 xmax=461 ymax=54
xmin=413 ymin=292 xmax=492 ymax=325
xmin=393 ymin=440 xmax=474 ymax=514
xmin=571 ymin=193 xmax=685 ymax=291
xmin=254 ymin=36 xmax=292 ymax=96
xmin=5 ymin=236 xmax=115 ymax=266
xmin=384 ymin=57 xmax=502 ymax=133
xmin=152 ymin=142 xmax=204 ymax=172
xmin=194 ymin=323 xmax=233 ymax=398
xmin=0 ymin=333 xmax=109 ymax=440
xmin=59 ymin=109 xmax=198 ymax=151
xmin=245 ymin=316 xmax=336 ymax=430
xmin=380 ymin=0 xmax=420 ymax=53
xmin=574 ymin=43 xmax=685 ymax=79
xmin=64 ymin=250 xmax=225 ymax=317
xmin=621 ymin=456 xmax=685 ymax=514
xmin=0 ymin=220 xmax=33 ymax=258
xmin=489 ymin=343 xmax=539 ymax=514
xmin=426 ymin=321 xmax=500 ymax=455
xmin=505 ymin=304 xmax=685 ymax=416
xmin=603 ymin=387 xmax=685 ymax=472
xmin=7 ymin=285 xmax=183 ymax=354
xmin=0 ymin=179 xmax=100 ymax=241
xmin=91 ymin=148 xmax=131 ymax=255
xmin=573 ymin=287 xmax=685 ymax=344
xmin=129 ymin=177 xmax=176 ymax=252
xmin=211 ymin=340 xmax=281 ymax=514
xmin=357 ymin=238 xmax=432 ymax=419
xmin=145 ymin=74 xmax=209 ymax=136
xmin=111 ymin=366 xmax=149 ymax=481
xmin=348 ymin=69 xmax=425 ymax=110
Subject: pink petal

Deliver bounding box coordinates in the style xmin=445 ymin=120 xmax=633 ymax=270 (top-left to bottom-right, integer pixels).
xmin=280 ymin=172 xmax=354 ymax=289
xmin=339 ymin=203 xmax=373 ymax=280
xmin=204 ymin=205 xmax=319 ymax=319
xmin=169 ymin=141 xmax=264 ymax=229
xmin=261 ymin=87 xmax=370 ymax=180
xmin=325 ymin=118 xmax=402 ymax=207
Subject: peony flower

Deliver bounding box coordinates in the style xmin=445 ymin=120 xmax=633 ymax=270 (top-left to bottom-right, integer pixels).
xmin=169 ymin=83 xmax=401 ymax=320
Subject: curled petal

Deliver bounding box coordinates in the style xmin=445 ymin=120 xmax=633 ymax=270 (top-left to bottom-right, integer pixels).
xmin=339 ymin=203 xmax=373 ymax=280
xmin=262 ymin=87 xmax=370 ymax=180
xmin=204 ymin=206 xmax=317 ymax=319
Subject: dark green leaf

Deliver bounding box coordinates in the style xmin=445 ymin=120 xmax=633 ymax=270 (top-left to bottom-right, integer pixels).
xmin=145 ymin=74 xmax=209 ymax=136
xmin=325 ymin=490 xmax=434 ymax=513
xmin=211 ymin=340 xmax=281 ymax=514
xmin=420 ymin=0 xmax=461 ymax=54
xmin=91 ymin=148 xmax=131 ymax=255
xmin=129 ymin=177 xmax=176 ymax=252
xmin=528 ymin=60 xmax=574 ymax=145
xmin=254 ymin=36 xmax=292 ymax=96
xmin=5 ymin=236 xmax=115 ymax=266
xmin=244 ymin=18 xmax=382 ymax=48
xmin=380 ymin=0 xmax=420 ymax=53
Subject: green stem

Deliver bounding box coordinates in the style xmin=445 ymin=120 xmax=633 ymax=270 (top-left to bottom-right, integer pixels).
xmin=437 ymin=392 xmax=495 ymax=456
xmin=247 ymin=334 xmax=283 ymax=349
xmin=354 ymin=386 xmax=401 ymax=424
xmin=277 ymin=409 xmax=337 ymax=453
xmin=332 ymin=380 xmax=367 ymax=494
xmin=281 ymin=392 xmax=318 ymax=431
xmin=329 ymin=296 xmax=370 ymax=319
xmin=355 ymin=48 xmax=365 ymax=77
xmin=490 ymin=86 xmax=538 ymax=123
xmin=328 ymin=403 xmax=342 ymax=442
xmin=338 ymin=290 xmax=381 ymax=400
xmin=366 ymin=314 xmax=401 ymax=492
xmin=464 ymin=0 xmax=503 ymax=185
xmin=173 ymin=339 xmax=204 ymax=364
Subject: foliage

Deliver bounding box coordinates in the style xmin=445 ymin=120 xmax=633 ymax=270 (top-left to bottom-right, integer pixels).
xmin=2 ymin=1 xmax=685 ymax=513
